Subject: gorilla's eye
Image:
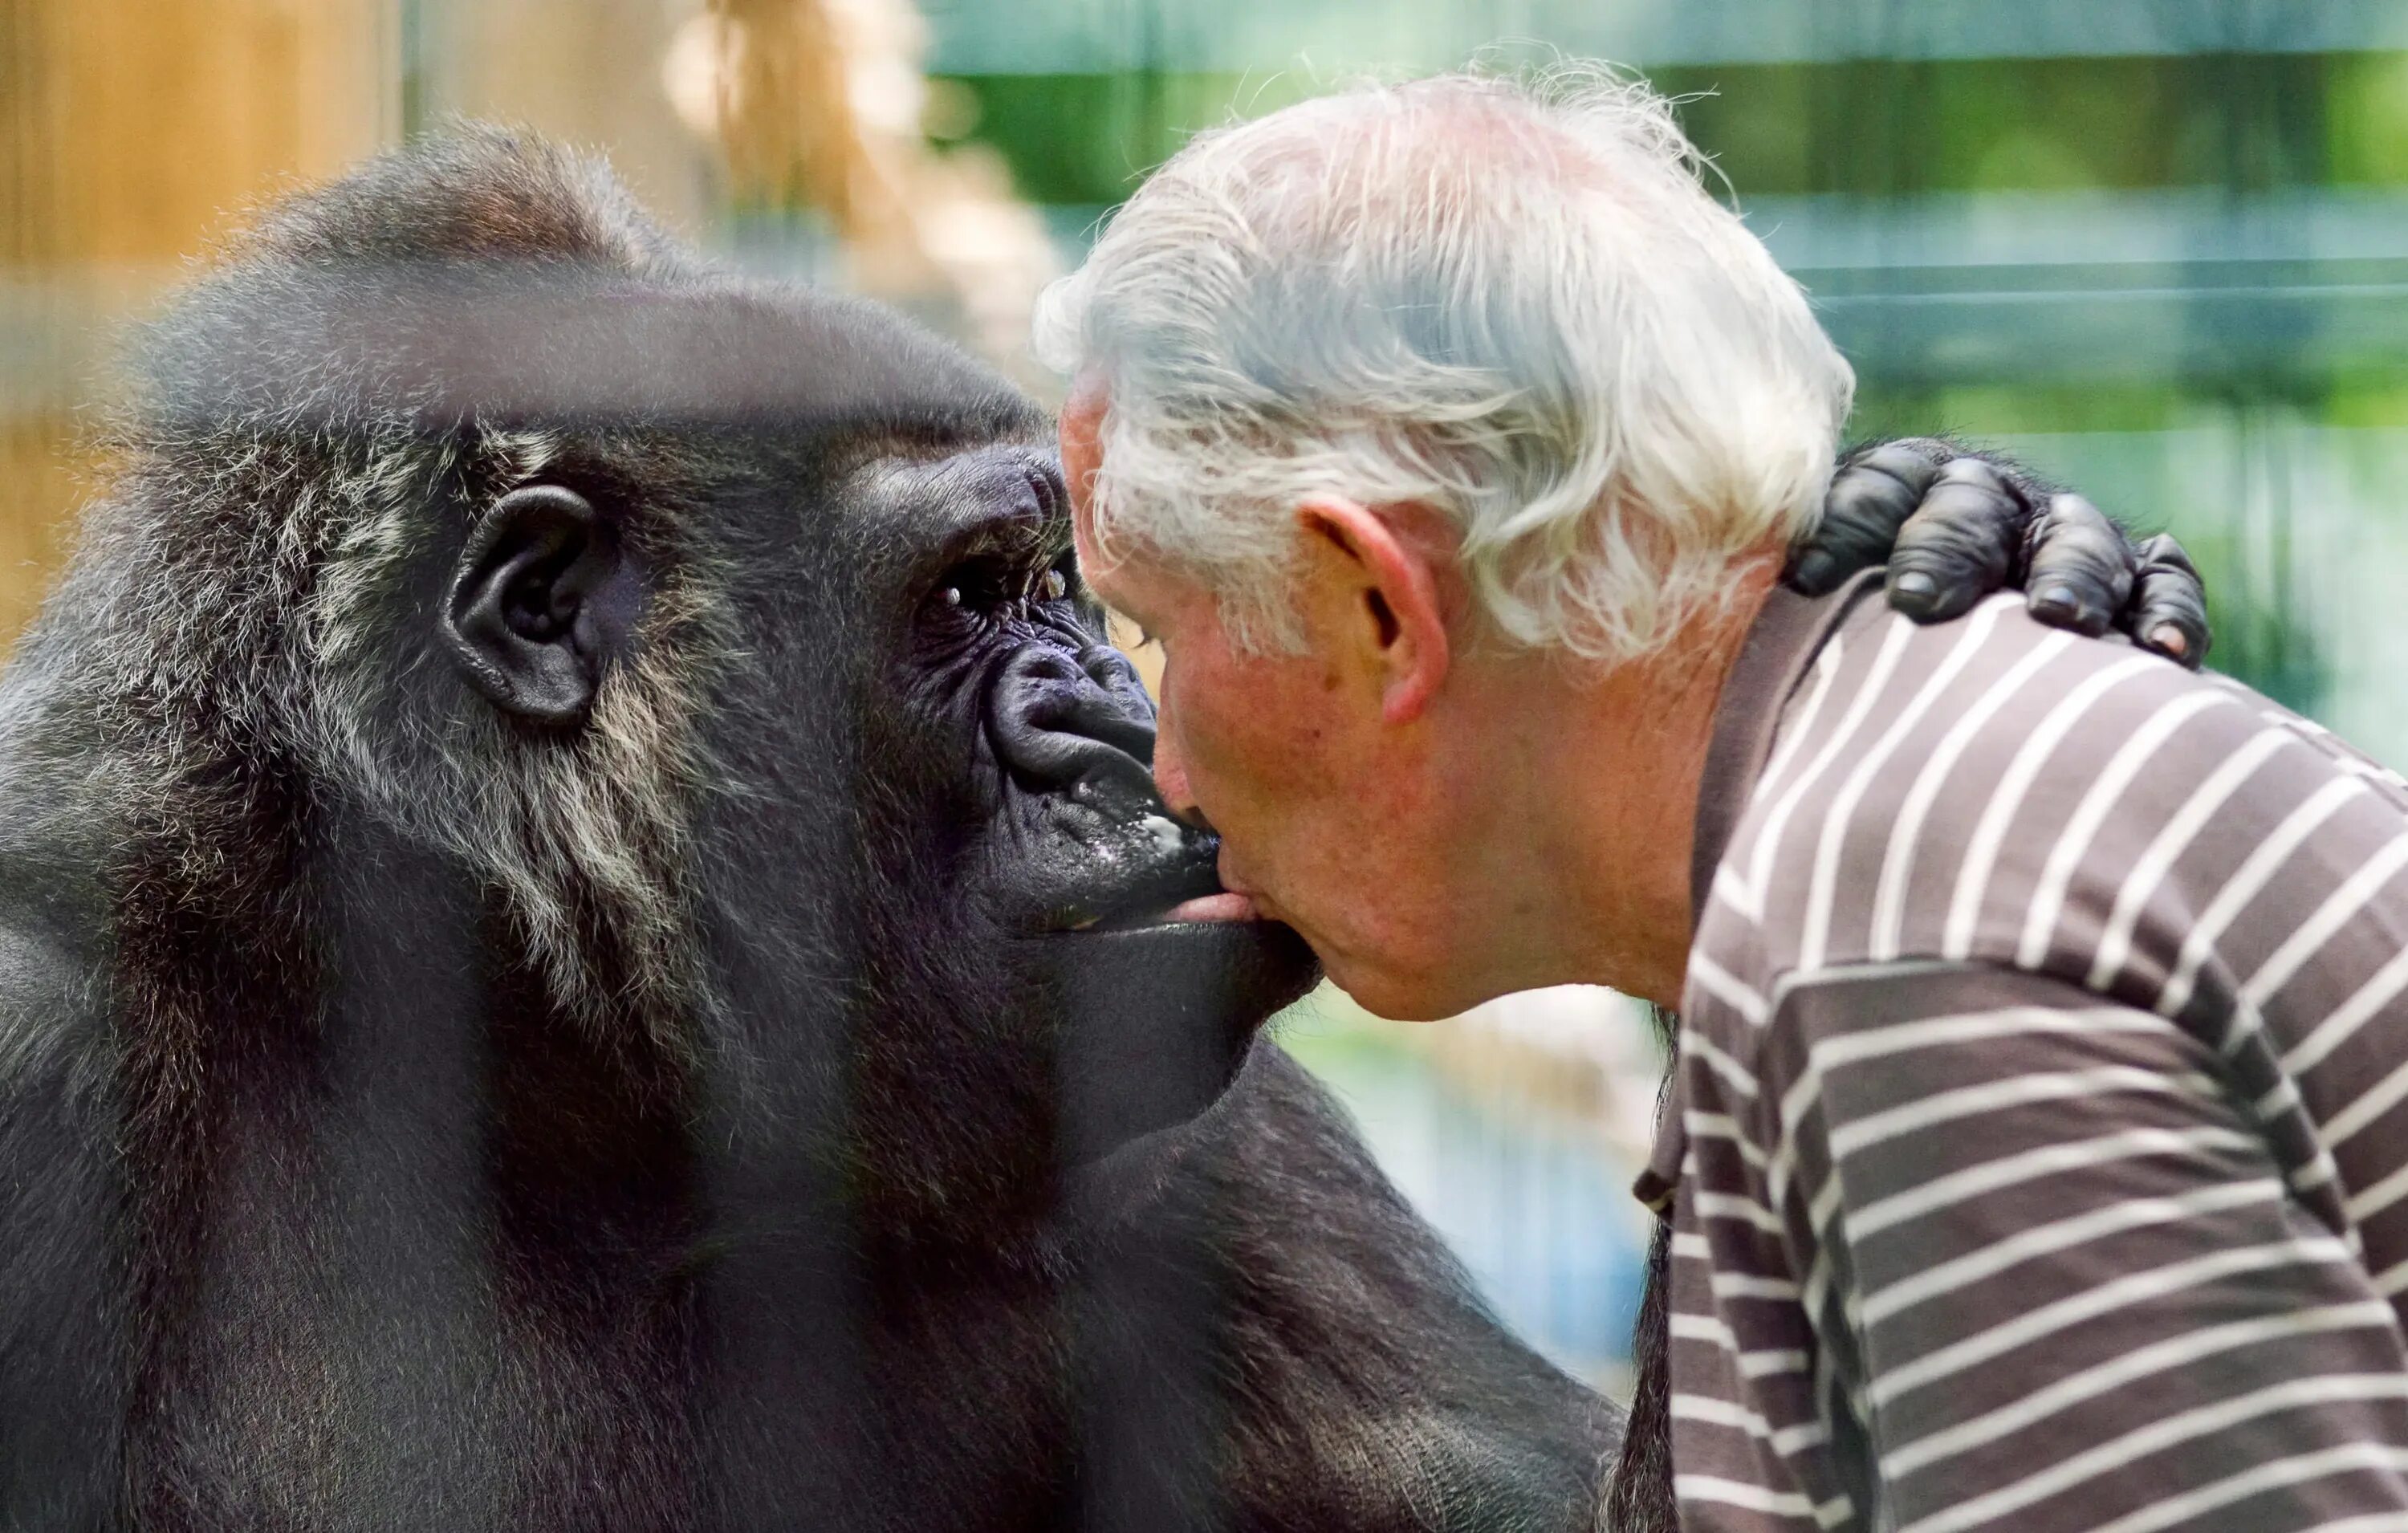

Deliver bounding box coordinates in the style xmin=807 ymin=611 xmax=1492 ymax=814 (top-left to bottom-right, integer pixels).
xmin=931 ymin=554 xmax=1077 ymax=630
xmin=936 ymin=556 xmax=1024 ymax=617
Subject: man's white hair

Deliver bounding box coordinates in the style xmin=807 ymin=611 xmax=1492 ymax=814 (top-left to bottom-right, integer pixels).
xmin=1032 ymin=66 xmax=1857 ymax=662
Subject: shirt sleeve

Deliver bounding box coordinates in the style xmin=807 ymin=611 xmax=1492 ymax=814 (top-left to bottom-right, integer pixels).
xmin=1755 ymin=960 xmax=2408 ymax=1533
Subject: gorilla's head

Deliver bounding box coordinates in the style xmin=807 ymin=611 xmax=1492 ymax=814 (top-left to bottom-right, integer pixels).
xmin=63 ymin=129 xmax=1316 ymax=1238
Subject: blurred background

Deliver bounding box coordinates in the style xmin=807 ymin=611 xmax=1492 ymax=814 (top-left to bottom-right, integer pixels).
xmin=9 ymin=0 xmax=2407 ymax=1393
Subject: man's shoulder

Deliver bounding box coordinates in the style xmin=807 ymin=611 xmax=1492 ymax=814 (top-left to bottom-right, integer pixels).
xmin=1696 ymin=592 xmax=2408 ymax=1004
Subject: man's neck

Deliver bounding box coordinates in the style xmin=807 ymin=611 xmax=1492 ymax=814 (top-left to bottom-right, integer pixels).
xmin=1487 ymin=563 xmax=1779 ymax=1009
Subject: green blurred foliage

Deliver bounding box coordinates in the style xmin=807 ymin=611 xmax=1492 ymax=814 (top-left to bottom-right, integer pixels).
xmin=2328 ymin=52 xmax=2408 ymax=184
xmin=945 ymin=54 xmax=2382 ymax=208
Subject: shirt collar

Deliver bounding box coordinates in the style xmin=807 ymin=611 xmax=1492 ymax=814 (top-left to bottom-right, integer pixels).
xmin=1633 ymin=568 xmax=1882 ymax=1218
xmin=1687 ymin=569 xmax=1884 ymax=930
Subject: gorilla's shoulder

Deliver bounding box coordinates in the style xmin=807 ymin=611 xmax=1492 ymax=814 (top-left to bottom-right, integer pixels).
xmin=1193 ymin=1044 xmax=1497 ymax=1307
xmin=1169 ymin=1046 xmax=1617 ymax=1519
xmin=0 ymin=913 xmax=96 ymax=1039
xmin=0 ymin=877 xmax=108 ymax=1101
xmin=1212 ymin=1045 xmax=1417 ymax=1204
xmin=0 ymin=697 xmax=112 ymax=1052
xmin=0 ymin=770 xmax=110 ymax=1088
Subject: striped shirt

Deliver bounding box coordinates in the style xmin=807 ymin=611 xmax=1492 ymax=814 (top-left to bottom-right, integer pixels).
xmin=1641 ymin=572 xmax=2408 ymax=1531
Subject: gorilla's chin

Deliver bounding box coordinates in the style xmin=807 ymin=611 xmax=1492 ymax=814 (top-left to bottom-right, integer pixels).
xmin=1023 ymin=919 xmax=1318 ymax=1165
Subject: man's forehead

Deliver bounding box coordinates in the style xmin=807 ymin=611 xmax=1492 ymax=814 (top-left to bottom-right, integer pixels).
xmin=1069 ymin=504 xmax=1180 ymax=621
xmin=1058 ymin=374 xmax=1118 ymax=582
xmin=1062 ymin=370 xmax=1111 ymax=425
xmin=1068 ymin=501 xmax=1132 ymax=602
xmin=1058 ymin=373 xmax=1110 ymax=490
xmin=1053 ymin=373 xmax=1226 ymax=629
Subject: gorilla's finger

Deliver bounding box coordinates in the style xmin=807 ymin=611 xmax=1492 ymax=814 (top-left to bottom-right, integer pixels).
xmin=1792 ymin=441 xmax=1946 ymax=595
xmin=2022 ymin=494 xmax=2133 ymax=638
xmin=2127 ymin=534 xmax=2212 ymax=669
xmin=1885 ymin=457 xmax=2027 ymax=622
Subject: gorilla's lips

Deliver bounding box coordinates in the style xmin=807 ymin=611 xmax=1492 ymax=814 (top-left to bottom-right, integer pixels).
xmin=1060 ymin=837 xmax=1259 ymax=933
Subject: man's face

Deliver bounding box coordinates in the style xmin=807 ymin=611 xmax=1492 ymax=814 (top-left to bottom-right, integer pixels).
xmin=1061 ymin=384 xmax=1474 ymax=1020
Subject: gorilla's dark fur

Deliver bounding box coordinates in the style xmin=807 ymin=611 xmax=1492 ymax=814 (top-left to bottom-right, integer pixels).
xmin=0 ymin=132 xmax=1614 ymax=1529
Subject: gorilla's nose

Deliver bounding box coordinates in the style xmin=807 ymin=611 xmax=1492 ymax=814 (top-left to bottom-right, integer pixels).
xmin=989 ymin=645 xmax=1161 ymax=812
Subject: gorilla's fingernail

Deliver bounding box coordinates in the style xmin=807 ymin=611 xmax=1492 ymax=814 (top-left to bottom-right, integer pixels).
xmin=2150 ymin=624 xmax=2189 ymax=658
xmin=1791 ymin=550 xmax=1837 ymax=592
xmin=1891 ymin=569 xmax=1938 ymax=606
xmin=2031 ymin=583 xmax=2078 ymax=618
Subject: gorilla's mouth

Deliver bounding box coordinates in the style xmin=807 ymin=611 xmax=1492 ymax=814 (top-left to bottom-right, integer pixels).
xmin=1028 ymin=877 xmax=1319 ymax=1164
xmin=1056 ymin=830 xmax=1259 ymax=933
xmin=1014 ymin=809 xmax=1320 ymax=1162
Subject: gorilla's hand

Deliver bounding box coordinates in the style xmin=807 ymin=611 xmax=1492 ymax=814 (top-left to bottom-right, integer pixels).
xmin=1789 ymin=437 xmax=2212 ymax=669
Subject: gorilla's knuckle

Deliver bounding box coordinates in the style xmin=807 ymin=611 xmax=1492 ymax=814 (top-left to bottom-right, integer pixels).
xmin=1932 ymin=456 xmax=2016 ymax=498
xmin=2142 ymin=532 xmax=2205 ymax=580
xmin=1850 ymin=441 xmax=1946 ymax=492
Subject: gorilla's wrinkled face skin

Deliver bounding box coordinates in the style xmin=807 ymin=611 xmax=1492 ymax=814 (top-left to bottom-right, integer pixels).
xmin=633 ymin=405 xmax=1318 ymax=1209
xmin=873 ymin=444 xmax=1206 ymax=933
xmin=859 ymin=439 xmax=1318 ymax=1177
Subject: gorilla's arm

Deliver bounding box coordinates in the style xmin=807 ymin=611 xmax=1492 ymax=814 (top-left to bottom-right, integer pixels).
xmin=1793 ymin=437 xmax=2213 ymax=668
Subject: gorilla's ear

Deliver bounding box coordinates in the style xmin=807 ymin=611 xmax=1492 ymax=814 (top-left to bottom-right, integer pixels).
xmin=441 ymin=485 xmax=629 ymax=726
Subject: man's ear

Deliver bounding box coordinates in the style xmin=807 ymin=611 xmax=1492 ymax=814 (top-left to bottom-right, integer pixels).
xmin=1293 ymin=495 xmax=1454 ymax=725
xmin=441 ymin=485 xmax=629 ymax=726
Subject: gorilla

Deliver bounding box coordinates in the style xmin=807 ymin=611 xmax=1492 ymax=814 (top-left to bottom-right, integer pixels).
xmin=0 ymin=128 xmax=1610 ymax=1533
xmin=0 ymin=131 xmax=2203 ymax=1532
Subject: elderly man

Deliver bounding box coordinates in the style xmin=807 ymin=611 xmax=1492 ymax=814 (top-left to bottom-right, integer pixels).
xmin=1037 ymin=69 xmax=2408 ymax=1533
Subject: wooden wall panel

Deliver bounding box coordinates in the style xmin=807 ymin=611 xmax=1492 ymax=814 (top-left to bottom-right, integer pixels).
xmin=415 ymin=0 xmax=714 ymax=234
xmin=0 ymin=0 xmax=397 ymax=646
